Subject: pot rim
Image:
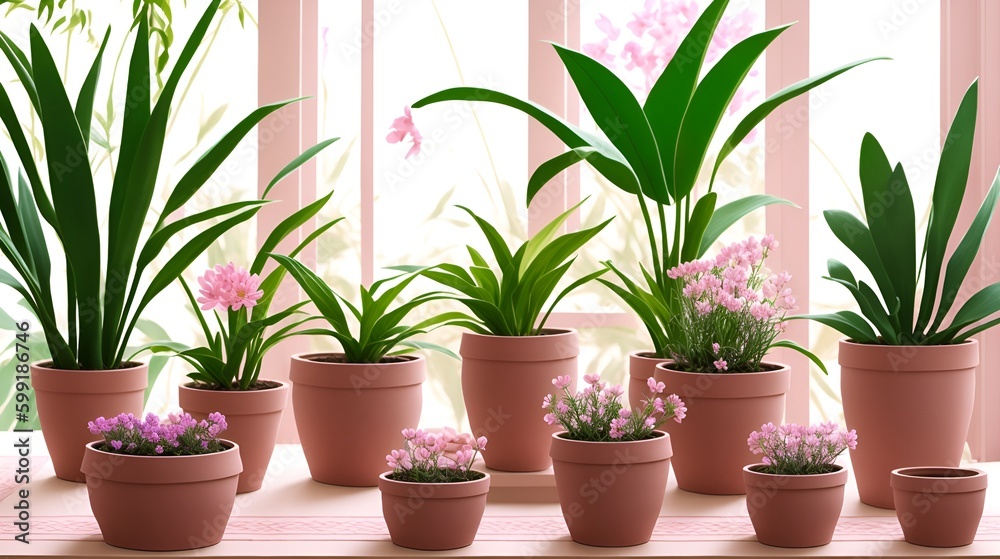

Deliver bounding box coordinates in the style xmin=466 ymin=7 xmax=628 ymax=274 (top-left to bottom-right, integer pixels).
xmin=84 ymin=438 xmax=240 ymax=458
xmin=460 ymin=328 xmax=576 ymax=340
xmin=30 ymin=359 xmax=147 ymax=371
xmin=890 ymin=466 xmax=987 ymax=493
xmin=743 ymin=463 xmax=848 ymax=490
xmin=291 ymin=352 xmax=424 ymax=364
xmin=179 ymin=380 xmax=289 ymax=415
xmin=838 ymin=337 xmax=979 ymax=371
xmin=180 ymin=378 xmax=289 ymax=391
xmin=655 ymin=361 xmax=791 ymax=376
xmin=377 ymin=471 xmax=491 ymax=499
xmin=289 ymin=352 xmax=426 ymax=389
xmin=839 ymin=337 xmax=978 ymax=350
xmin=549 ymin=430 xmax=672 ymax=464
xmin=654 ymin=362 xmax=790 ymax=399
xmin=82 ymin=439 xmax=243 ymax=484
xmin=30 ymin=360 xmax=149 ymax=393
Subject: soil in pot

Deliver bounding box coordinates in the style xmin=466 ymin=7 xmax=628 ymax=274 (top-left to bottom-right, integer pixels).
xmin=378 ymin=472 xmax=490 ymax=550
xmin=743 ymin=464 xmax=848 ymax=547
xmin=891 ymin=467 xmax=987 ymax=547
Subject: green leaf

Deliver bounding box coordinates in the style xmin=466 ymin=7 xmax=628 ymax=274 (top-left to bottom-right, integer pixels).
xmin=931 ymin=282 xmax=1000 ymax=343
xmin=250 ymin=189 xmax=334 ymax=275
xmin=456 ymin=205 xmax=514 ymax=272
xmin=698 ymin=195 xmax=796 ymax=256
xmin=395 ymin=340 xmax=459 ymax=360
xmin=526 ymin=147 xmax=597 ymax=206
xmin=823 ymin=209 xmax=898 ymax=311
xmin=521 ymin=197 xmax=588 ymax=276
xmin=645 ymin=0 xmax=729 ymax=199
xmin=15 ymin=173 xmax=50 ymax=311
xmin=262 ymin=137 xmax=339 ymax=198
xmin=552 ymin=43 xmax=666 ymax=204
xmin=712 ymin=56 xmax=889 ymax=186
xmin=770 ymin=339 xmax=829 ymax=375
xmin=673 ymin=25 xmax=790 ymax=201
xmin=0 ymin=30 xmax=38 ymax=113
xmin=681 ymin=192 xmax=716 ymax=262
xmin=75 ymin=27 xmax=110 ymax=152
xmin=792 ymin=311 xmax=878 ymax=344
xmin=933 ymin=168 xmax=1000 ymax=333
xmin=269 ymin=254 xmax=351 ymax=338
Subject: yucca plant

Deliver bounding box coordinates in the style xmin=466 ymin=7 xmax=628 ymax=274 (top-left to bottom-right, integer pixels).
xmin=411 ymin=0 xmax=885 ymax=356
xmin=391 ymin=201 xmax=611 ymax=336
xmin=801 ymin=80 xmax=1000 ymax=345
xmin=269 ymin=254 xmax=462 ymax=363
xmin=0 ymin=0 xmax=304 ymax=369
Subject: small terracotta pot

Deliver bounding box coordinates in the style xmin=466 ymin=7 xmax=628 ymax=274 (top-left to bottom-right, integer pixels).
xmin=290 ymin=353 xmax=424 ymax=486
xmin=841 ymin=340 xmax=977 ymax=508
xmin=891 ymin=467 xmax=987 ymax=547
xmin=627 ymin=351 xmax=671 ymax=410
xmin=460 ymin=329 xmax=577 ymax=472
xmin=32 ymin=361 xmax=147 ymax=482
xmin=743 ymin=464 xmax=848 ymax=547
xmin=179 ymin=380 xmax=288 ymax=493
xmin=549 ymin=431 xmax=671 ymax=547
xmin=654 ymin=362 xmax=788 ymax=494
xmin=378 ymin=472 xmax=490 ymax=550
xmin=81 ymin=440 xmax=242 ymax=551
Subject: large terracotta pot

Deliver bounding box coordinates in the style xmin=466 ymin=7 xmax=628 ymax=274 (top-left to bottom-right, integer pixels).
xmin=655 ymin=362 xmax=789 ymax=495
xmin=179 ymin=380 xmax=288 ymax=493
xmin=81 ymin=440 xmax=242 ymax=551
xmin=743 ymin=464 xmax=848 ymax=547
xmin=627 ymin=351 xmax=670 ymax=410
xmin=460 ymin=329 xmax=577 ymax=472
xmin=290 ymin=353 xmax=424 ymax=486
xmin=840 ymin=339 xmax=977 ymax=509
xmin=378 ymin=472 xmax=490 ymax=550
xmin=891 ymin=467 xmax=987 ymax=547
xmin=549 ymin=431 xmax=671 ymax=547
xmin=32 ymin=361 xmax=147 ymax=482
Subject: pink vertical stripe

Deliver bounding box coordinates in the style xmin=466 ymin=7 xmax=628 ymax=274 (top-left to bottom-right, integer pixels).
xmin=528 ymin=0 xmax=568 ymax=236
xmin=565 ymin=1 xmax=581 ymax=231
xmin=361 ymin=0 xmax=375 ymax=286
xmin=942 ymin=0 xmax=1000 ymax=462
xmin=764 ymin=0 xmax=810 ymax=425
xmin=258 ymin=0 xmax=318 ymax=443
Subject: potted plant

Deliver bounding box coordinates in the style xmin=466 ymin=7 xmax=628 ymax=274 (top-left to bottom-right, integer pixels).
xmin=408 ymin=0 xmax=883 ymax=410
xmin=0 ymin=0 xmax=307 ymax=481
xmin=270 ymin=254 xmax=461 ymax=486
xmin=379 ymin=427 xmax=490 ymax=551
xmin=544 ymin=373 xmax=685 ymax=547
xmin=654 ymin=234 xmax=825 ymax=494
xmin=891 ymin=467 xmax=987 ymax=547
xmin=743 ymin=421 xmax=857 ymax=548
xmin=81 ymin=411 xmax=241 ymax=551
xmin=153 ymin=174 xmax=341 ymax=494
xmin=799 ymin=80 xmax=999 ymax=509
xmin=392 ymin=201 xmax=610 ymax=472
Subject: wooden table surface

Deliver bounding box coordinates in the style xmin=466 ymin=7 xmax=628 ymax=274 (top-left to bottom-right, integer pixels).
xmin=0 ymin=431 xmax=997 ymax=558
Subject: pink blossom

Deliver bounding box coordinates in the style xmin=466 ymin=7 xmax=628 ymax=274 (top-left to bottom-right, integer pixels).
xmin=552 ymin=375 xmax=572 ymax=389
xmin=595 ymin=14 xmax=620 ymax=40
xmin=583 ymin=373 xmax=602 ymax=385
xmin=582 ymin=38 xmax=615 ymax=65
xmin=543 ymin=413 xmax=558 ymax=425
xmin=607 ymin=384 xmax=624 ymax=397
xmin=197 ymin=263 xmax=264 ymax=312
xmin=713 ymin=359 xmax=728 ymax=371
xmin=386 ymin=106 xmax=422 ymax=158
xmin=712 ymin=342 xmax=720 ymax=354
xmin=646 ymin=377 xmax=665 ymax=394
xmin=761 ymin=234 xmax=778 ymax=251
xmin=541 ymin=394 xmax=553 ymax=409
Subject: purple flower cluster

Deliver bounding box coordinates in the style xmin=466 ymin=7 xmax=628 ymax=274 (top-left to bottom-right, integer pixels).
xmin=88 ymin=412 xmax=228 ymax=456
xmin=544 ymin=374 xmax=686 ymax=442
xmin=748 ymin=422 xmax=858 ymax=476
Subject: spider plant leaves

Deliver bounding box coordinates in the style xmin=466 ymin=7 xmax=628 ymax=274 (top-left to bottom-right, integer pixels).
xmin=0 ymin=30 xmax=37 ymax=113
xmin=553 ymin=43 xmax=667 ymax=205
xmin=681 ymin=192 xmax=716 ymax=262
xmin=770 ymin=339 xmax=829 ymax=374
xmin=526 ymin=147 xmax=598 ymax=206
xmin=262 ymin=136 xmax=340 ymax=198
xmin=0 ymin=79 xmax=54 ymax=228
xmin=823 ymin=209 xmax=898 ymax=309
xmin=793 ymin=311 xmax=878 ymax=344
xmin=251 ymin=185 xmax=337 ymax=276
xmin=75 ymin=27 xmax=109 ymax=152
xmin=30 ymin=23 xmax=104 ymax=367
xmin=916 ymin=80 xmax=978 ymax=333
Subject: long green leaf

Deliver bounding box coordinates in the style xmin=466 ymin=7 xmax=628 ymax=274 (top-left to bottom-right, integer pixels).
xmin=15 ymin=172 xmax=50 ymax=311
xmin=526 ymin=147 xmax=597 ymax=206
xmin=251 ymin=190 xmax=335 ymax=275
xmin=770 ymin=339 xmax=829 ymax=374
xmin=698 ymin=195 xmax=795 ymax=256
xmin=0 ymin=78 xmax=55 ymax=227
xmin=681 ymin=192 xmax=717 ymax=261
xmin=75 ymin=27 xmax=110 ymax=152
xmin=269 ymin=254 xmax=351 ymax=337
xmin=521 ymin=198 xmax=588 ymax=276
xmin=791 ymin=311 xmax=878 ymax=344
xmin=262 ymin=137 xmax=340 ymax=198
xmin=553 ymin=43 xmax=666 ymax=204
xmin=823 ymin=209 xmax=898 ymax=310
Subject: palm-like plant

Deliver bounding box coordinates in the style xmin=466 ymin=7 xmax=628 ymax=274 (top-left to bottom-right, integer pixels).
xmin=412 ymin=0 xmax=885 ymax=357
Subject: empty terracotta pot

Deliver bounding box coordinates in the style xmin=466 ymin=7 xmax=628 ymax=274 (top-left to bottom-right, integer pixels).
xmin=549 ymin=431 xmax=671 ymax=547
xmin=32 ymin=361 xmax=147 ymax=482
xmin=627 ymin=351 xmax=670 ymax=411
xmin=841 ymin=340 xmax=977 ymax=509
xmin=378 ymin=472 xmax=490 ymax=550
xmin=290 ymin=353 xmax=424 ymax=486
xmin=179 ymin=380 xmax=288 ymax=493
xmin=655 ymin=362 xmax=789 ymax=495
xmin=891 ymin=467 xmax=987 ymax=547
xmin=461 ymin=329 xmax=577 ymax=472
xmin=743 ymin=464 xmax=848 ymax=547
xmin=81 ymin=440 xmax=242 ymax=551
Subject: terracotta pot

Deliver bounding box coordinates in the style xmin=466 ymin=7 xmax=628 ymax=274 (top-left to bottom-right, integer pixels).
xmin=31 ymin=361 xmax=147 ymax=482
xmin=549 ymin=431 xmax=671 ymax=547
xmin=841 ymin=340 xmax=977 ymax=509
xmin=179 ymin=380 xmax=288 ymax=493
xmin=378 ymin=471 xmax=490 ymax=550
xmin=460 ymin=329 xmax=577 ymax=472
xmin=627 ymin=351 xmax=670 ymax=410
xmin=655 ymin=362 xmax=789 ymax=495
xmin=290 ymin=353 xmax=424 ymax=486
xmin=81 ymin=440 xmax=242 ymax=551
xmin=891 ymin=467 xmax=987 ymax=547
xmin=743 ymin=464 xmax=848 ymax=547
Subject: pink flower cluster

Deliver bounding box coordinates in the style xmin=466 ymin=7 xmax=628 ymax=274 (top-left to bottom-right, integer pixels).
xmin=88 ymin=412 xmax=228 ymax=456
xmin=581 ymin=0 xmax=759 ymax=121
xmin=197 ymin=262 xmax=264 ymax=312
xmin=386 ymin=427 xmax=487 ymax=483
xmin=748 ymin=421 xmax=858 ymax=475
xmin=544 ymin=374 xmax=685 ymax=442
xmin=386 ymin=106 xmax=422 ymax=158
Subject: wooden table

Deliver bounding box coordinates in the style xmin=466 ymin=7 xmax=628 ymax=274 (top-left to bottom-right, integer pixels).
xmin=0 ymin=432 xmax=997 ymax=558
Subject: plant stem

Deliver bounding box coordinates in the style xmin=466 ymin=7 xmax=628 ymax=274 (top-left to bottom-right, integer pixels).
xmin=637 ymin=192 xmax=661 ymax=285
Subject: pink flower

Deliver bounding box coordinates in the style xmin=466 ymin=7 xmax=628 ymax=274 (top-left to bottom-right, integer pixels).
xmin=712 ymin=342 xmax=720 ymax=354
xmin=543 ymin=413 xmax=558 ymax=425
xmin=646 ymin=377 xmax=665 ymax=394
xmin=713 ymin=359 xmax=728 ymax=371
xmin=197 ymin=263 xmax=263 ymax=312
xmin=595 ymin=14 xmax=620 ymax=40
xmin=154 ymin=445 xmax=163 ymax=454
xmin=583 ymin=373 xmax=601 ymax=385
xmin=386 ymin=106 xmax=422 ymax=158
xmin=607 ymin=384 xmax=624 ymax=397
xmin=582 ymin=38 xmax=615 ymax=65
xmin=665 ymin=394 xmax=686 ymax=423
xmin=552 ymin=375 xmax=572 ymax=390
xmin=761 ymin=234 xmax=778 ymax=251
xmin=541 ymin=394 xmax=553 ymax=409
